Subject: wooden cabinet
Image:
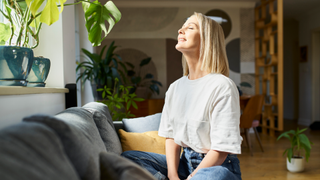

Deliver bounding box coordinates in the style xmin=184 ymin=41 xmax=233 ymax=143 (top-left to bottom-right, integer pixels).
xmin=129 ymin=99 xmax=164 ymax=118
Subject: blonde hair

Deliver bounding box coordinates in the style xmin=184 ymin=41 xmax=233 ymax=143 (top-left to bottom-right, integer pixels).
xmin=182 ymin=12 xmax=229 ymax=77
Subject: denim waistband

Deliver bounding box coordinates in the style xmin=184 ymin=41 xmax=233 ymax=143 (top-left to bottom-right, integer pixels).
xmin=182 ymin=147 xmax=237 ymax=158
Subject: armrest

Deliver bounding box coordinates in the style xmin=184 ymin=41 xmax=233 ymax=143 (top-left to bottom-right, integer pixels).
xmin=113 ymin=121 xmax=124 ymax=139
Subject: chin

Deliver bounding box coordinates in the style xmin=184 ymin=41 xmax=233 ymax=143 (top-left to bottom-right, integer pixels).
xmin=175 ymin=44 xmax=182 ymax=52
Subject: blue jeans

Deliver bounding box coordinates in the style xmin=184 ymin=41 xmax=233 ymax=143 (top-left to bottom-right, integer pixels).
xmin=121 ymin=147 xmax=242 ymax=180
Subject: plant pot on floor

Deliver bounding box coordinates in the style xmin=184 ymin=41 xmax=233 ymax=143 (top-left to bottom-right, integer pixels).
xmin=26 ymin=57 xmax=51 ymax=87
xmin=0 ymin=46 xmax=34 ymax=86
xmin=287 ymin=156 xmax=305 ymax=173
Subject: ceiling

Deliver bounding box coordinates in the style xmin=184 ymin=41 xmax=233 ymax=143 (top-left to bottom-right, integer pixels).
xmin=114 ymin=0 xmax=320 ymax=19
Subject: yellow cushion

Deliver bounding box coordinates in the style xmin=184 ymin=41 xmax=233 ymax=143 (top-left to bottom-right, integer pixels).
xmin=118 ymin=129 xmax=166 ymax=155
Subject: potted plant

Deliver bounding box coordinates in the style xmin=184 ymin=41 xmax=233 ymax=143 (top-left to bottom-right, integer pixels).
xmin=76 ymin=41 xmax=127 ymax=101
xmin=97 ymin=78 xmax=144 ymax=121
xmin=277 ymin=128 xmax=313 ymax=172
xmin=126 ymin=57 xmax=162 ymax=99
xmin=0 ymin=0 xmax=121 ymax=86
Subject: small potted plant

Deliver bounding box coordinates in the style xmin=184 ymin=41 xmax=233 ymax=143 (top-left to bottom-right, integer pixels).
xmin=0 ymin=0 xmax=121 ymax=86
xmin=126 ymin=57 xmax=162 ymax=99
xmin=277 ymin=128 xmax=313 ymax=172
xmin=97 ymin=78 xmax=144 ymax=121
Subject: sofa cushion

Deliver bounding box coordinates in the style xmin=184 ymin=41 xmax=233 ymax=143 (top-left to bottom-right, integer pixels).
xmin=119 ymin=129 xmax=166 ymax=155
xmin=82 ymin=102 xmax=122 ymax=155
xmin=0 ymin=122 xmax=80 ymax=180
xmin=99 ymin=151 xmax=156 ymax=180
xmin=122 ymin=113 xmax=162 ymax=133
xmin=23 ymin=108 xmax=106 ymax=180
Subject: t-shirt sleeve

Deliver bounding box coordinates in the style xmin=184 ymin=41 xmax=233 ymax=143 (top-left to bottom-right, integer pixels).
xmin=158 ymin=92 xmax=174 ymax=138
xmin=210 ymin=93 xmax=242 ymax=154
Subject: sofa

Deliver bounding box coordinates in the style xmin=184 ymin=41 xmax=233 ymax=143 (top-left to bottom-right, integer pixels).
xmin=0 ymin=102 xmax=159 ymax=180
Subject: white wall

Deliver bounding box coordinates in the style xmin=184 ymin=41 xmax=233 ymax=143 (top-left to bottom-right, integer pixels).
xmin=79 ymin=3 xmax=250 ymax=101
xmin=77 ymin=4 xmax=95 ymax=106
xmin=296 ymin=6 xmax=320 ymax=125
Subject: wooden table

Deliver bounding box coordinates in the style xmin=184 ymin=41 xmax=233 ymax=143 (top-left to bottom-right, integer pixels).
xmin=129 ymin=99 xmax=165 ymax=117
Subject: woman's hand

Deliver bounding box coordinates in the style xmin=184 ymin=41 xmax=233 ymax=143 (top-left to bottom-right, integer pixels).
xmin=190 ymin=150 xmax=228 ymax=177
xmin=166 ymin=138 xmax=181 ymax=180
xmin=169 ymin=176 xmax=181 ymax=180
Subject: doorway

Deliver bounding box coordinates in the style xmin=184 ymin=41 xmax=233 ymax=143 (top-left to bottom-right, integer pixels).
xmin=312 ymin=29 xmax=320 ymax=123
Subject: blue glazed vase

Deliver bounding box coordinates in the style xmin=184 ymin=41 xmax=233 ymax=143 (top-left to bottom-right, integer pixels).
xmin=0 ymin=46 xmax=34 ymax=86
xmin=26 ymin=57 xmax=51 ymax=87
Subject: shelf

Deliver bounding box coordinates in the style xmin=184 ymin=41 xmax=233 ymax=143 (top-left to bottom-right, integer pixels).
xmin=264 ymin=103 xmax=277 ymax=107
xmin=0 ymin=86 xmax=69 ymax=96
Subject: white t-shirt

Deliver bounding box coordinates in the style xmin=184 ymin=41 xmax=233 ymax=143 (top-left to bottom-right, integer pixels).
xmin=158 ymin=73 xmax=242 ymax=154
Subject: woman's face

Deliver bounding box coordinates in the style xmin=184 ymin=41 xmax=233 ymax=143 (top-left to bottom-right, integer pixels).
xmin=175 ymin=15 xmax=201 ymax=54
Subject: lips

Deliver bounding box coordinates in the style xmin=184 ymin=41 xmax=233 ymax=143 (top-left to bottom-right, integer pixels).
xmin=178 ymin=37 xmax=186 ymax=42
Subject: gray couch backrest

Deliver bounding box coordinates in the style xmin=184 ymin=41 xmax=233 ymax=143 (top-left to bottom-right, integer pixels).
xmin=0 ymin=102 xmax=122 ymax=180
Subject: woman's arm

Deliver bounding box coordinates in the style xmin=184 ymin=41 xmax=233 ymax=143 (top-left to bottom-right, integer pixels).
xmin=166 ymin=138 xmax=181 ymax=180
xmin=187 ymin=150 xmax=228 ymax=179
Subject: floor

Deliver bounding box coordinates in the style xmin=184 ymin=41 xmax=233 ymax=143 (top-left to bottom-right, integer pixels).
xmin=238 ymin=120 xmax=320 ymax=180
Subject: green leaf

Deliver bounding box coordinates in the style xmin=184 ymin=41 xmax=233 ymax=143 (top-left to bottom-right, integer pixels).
xmin=145 ymin=73 xmax=153 ymax=79
xmin=140 ymin=57 xmax=151 ymax=67
xmin=151 ymin=80 xmax=162 ymax=86
xmin=83 ymin=1 xmax=121 ymax=46
xmin=132 ymin=101 xmax=138 ymax=109
xmin=39 ymin=0 xmax=66 ymax=26
xmin=125 ymin=62 xmax=135 ymax=69
xmin=287 ymin=148 xmax=293 ymax=163
xmin=298 ymin=128 xmax=307 ymax=134
xmin=26 ymin=0 xmax=44 ymax=16
xmin=131 ymin=76 xmax=141 ymax=84
xmin=299 ymin=134 xmax=311 ymax=149
xmin=126 ymin=100 xmax=132 ymax=110
xmin=0 ymin=23 xmax=11 ymax=44
xmin=134 ymin=98 xmax=144 ymax=102
xmin=150 ymin=84 xmax=159 ymax=94
xmin=17 ymin=0 xmax=28 ymax=12
xmin=104 ymin=1 xmax=121 ymax=23
xmin=30 ymin=14 xmax=41 ymax=29
xmin=99 ymin=45 xmax=107 ymax=59
xmin=112 ymin=58 xmax=118 ymax=69
xmin=240 ymin=82 xmax=252 ymax=88
xmin=277 ymin=130 xmax=295 ymax=141
xmin=115 ymin=104 xmax=121 ymax=109
xmin=118 ymin=61 xmax=127 ymax=72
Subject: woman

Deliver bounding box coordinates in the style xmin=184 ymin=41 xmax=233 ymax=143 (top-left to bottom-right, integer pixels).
xmin=122 ymin=12 xmax=242 ymax=180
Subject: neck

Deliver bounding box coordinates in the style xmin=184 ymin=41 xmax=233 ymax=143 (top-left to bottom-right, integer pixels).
xmin=184 ymin=53 xmax=209 ymax=80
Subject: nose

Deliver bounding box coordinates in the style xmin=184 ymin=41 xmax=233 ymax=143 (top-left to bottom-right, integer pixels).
xmin=178 ymin=28 xmax=184 ymax=34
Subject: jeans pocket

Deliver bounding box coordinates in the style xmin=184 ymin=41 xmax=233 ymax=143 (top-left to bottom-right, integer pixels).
xmin=154 ymin=171 xmax=168 ymax=180
xmin=221 ymin=156 xmax=235 ymax=174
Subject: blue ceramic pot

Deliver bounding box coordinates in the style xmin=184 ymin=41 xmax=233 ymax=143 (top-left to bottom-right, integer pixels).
xmin=27 ymin=57 xmax=51 ymax=87
xmin=0 ymin=46 xmax=34 ymax=86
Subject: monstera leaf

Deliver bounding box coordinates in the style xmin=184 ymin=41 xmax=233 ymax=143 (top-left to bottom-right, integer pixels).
xmin=83 ymin=0 xmax=121 ymax=46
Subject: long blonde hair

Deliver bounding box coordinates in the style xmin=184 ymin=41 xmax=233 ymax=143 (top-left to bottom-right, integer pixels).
xmin=182 ymin=12 xmax=229 ymax=77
